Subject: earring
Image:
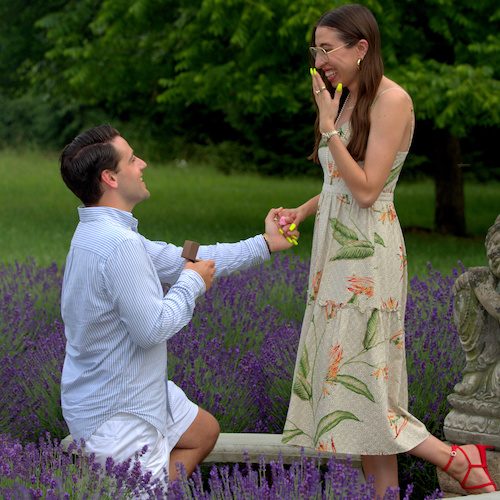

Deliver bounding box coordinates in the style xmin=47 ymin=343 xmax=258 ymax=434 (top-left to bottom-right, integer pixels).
xmin=357 ymin=58 xmax=362 ymax=70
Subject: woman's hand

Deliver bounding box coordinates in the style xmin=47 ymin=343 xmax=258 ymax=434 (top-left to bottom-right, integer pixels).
xmin=310 ymin=68 xmax=342 ymax=133
xmin=277 ymin=207 xmax=305 ymax=237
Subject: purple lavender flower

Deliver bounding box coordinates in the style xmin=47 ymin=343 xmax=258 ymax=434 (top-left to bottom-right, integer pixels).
xmin=167 ymin=452 xmax=377 ymax=499
xmin=1 ymin=256 xmax=465 ymax=497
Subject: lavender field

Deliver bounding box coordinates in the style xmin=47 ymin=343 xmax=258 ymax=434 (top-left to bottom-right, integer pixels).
xmin=0 ymin=255 xmax=461 ymax=498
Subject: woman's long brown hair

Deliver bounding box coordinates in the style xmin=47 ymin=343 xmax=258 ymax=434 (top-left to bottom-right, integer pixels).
xmin=309 ymin=4 xmax=383 ymax=163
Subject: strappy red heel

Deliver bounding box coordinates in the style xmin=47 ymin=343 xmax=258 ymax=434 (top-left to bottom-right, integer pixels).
xmin=442 ymin=444 xmax=498 ymax=492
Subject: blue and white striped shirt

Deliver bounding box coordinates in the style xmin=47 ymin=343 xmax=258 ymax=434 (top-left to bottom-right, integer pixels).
xmin=61 ymin=206 xmax=269 ymax=440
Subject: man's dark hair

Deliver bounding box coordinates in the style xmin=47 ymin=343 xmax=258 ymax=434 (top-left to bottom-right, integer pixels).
xmin=60 ymin=124 xmax=121 ymax=205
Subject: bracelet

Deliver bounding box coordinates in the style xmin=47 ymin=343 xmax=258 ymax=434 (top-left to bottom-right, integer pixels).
xmin=321 ymin=129 xmax=340 ymax=143
xmin=263 ymin=234 xmax=272 ymax=255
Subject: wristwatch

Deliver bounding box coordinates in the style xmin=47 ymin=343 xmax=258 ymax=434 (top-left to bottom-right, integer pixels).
xmin=321 ymin=129 xmax=340 ymax=143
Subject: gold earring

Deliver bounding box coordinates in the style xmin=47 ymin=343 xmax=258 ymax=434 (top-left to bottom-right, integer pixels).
xmin=357 ymin=58 xmax=362 ymax=70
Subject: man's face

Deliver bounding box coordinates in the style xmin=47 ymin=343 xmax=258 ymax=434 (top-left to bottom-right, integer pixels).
xmin=110 ymin=136 xmax=150 ymax=211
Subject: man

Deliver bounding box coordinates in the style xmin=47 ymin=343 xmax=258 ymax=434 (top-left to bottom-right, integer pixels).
xmin=59 ymin=124 xmax=294 ymax=485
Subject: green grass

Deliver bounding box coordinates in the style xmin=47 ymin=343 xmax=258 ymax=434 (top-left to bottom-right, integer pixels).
xmin=1 ymin=149 xmax=498 ymax=277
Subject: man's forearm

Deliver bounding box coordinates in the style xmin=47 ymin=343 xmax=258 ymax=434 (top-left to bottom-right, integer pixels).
xmin=196 ymin=235 xmax=269 ymax=278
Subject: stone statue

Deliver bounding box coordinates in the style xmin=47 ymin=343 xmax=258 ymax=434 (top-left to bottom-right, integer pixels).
xmin=444 ymin=215 xmax=500 ymax=447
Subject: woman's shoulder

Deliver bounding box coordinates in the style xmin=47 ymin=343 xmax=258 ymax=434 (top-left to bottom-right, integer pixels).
xmin=369 ymin=78 xmax=414 ymax=134
xmin=373 ymin=78 xmax=413 ymax=107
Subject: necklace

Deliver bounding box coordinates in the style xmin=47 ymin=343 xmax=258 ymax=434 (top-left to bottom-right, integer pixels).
xmin=335 ymin=92 xmax=351 ymax=128
xmin=324 ymin=92 xmax=352 ymax=176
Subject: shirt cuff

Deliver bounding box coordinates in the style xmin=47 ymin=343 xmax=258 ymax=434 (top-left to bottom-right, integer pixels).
xmin=179 ymin=268 xmax=207 ymax=296
xmin=256 ymin=234 xmax=272 ymax=260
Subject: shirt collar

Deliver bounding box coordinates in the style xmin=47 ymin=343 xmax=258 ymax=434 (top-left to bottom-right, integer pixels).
xmin=77 ymin=206 xmax=139 ymax=232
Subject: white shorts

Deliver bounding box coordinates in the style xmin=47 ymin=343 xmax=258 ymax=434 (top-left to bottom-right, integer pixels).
xmin=84 ymin=381 xmax=198 ymax=484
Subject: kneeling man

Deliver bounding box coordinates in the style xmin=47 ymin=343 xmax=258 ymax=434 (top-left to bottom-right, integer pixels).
xmin=59 ymin=125 xmax=293 ymax=484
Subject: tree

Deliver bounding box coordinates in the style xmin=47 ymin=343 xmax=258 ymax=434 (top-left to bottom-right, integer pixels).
xmin=5 ymin=0 xmax=499 ymax=233
xmin=29 ymin=0 xmax=332 ymax=169
xmin=384 ymin=0 xmax=499 ymax=234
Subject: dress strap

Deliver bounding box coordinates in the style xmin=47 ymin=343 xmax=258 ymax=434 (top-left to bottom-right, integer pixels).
xmin=372 ymin=86 xmax=412 ymax=106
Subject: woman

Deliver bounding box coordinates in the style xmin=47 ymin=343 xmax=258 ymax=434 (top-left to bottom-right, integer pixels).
xmin=280 ymin=4 xmax=497 ymax=496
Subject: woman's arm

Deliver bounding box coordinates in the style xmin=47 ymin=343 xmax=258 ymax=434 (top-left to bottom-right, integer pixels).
xmin=312 ymin=73 xmax=413 ymax=208
xmin=278 ymin=194 xmax=320 ymax=232
xmin=298 ymin=194 xmax=321 ymax=220
xmin=327 ymin=89 xmax=412 ymax=207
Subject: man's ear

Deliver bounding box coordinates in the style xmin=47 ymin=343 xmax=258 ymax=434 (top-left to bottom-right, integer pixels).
xmin=101 ymin=169 xmax=118 ymax=189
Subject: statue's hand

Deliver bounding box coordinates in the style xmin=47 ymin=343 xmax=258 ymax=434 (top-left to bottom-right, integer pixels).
xmin=453 ymin=267 xmax=492 ymax=295
xmin=453 ymin=271 xmax=472 ymax=294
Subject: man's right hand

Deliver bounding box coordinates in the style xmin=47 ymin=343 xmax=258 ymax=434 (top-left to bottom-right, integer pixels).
xmin=185 ymin=259 xmax=216 ymax=291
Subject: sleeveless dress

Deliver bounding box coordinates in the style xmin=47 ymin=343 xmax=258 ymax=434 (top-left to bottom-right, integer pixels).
xmin=283 ymin=90 xmax=430 ymax=455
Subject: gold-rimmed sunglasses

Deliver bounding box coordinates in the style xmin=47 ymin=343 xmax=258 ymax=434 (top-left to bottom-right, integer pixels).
xmin=309 ymin=43 xmax=348 ymax=59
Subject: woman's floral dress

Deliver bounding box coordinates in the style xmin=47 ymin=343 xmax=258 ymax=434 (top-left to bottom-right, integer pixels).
xmin=283 ymin=112 xmax=429 ymax=455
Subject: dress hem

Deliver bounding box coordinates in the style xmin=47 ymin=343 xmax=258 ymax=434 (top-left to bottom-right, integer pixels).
xmin=281 ymin=430 xmax=430 ymax=456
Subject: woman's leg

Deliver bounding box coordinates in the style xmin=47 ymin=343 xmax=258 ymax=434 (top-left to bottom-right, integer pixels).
xmin=408 ymin=435 xmax=496 ymax=493
xmin=361 ymin=454 xmax=399 ymax=499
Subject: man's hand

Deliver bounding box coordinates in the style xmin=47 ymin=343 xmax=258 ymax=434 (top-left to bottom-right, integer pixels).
xmin=264 ymin=208 xmax=300 ymax=252
xmin=185 ymin=259 xmax=216 ymax=291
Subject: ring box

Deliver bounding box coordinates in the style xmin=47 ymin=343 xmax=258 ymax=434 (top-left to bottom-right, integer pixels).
xmin=182 ymin=240 xmax=200 ymax=262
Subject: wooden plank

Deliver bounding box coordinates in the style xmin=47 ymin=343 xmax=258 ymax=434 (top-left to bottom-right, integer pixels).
xmin=62 ymin=432 xmax=362 ymax=467
xmin=204 ymin=433 xmax=361 ymax=466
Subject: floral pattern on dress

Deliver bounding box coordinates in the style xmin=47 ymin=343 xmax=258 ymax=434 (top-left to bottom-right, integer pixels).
xmin=381 ymin=297 xmax=399 ymax=311
xmin=286 ymin=308 xmax=383 ymax=446
xmin=317 ymin=436 xmax=337 ymax=453
xmin=310 ymin=271 xmax=322 ymax=302
xmin=324 ymin=300 xmax=343 ymax=320
xmin=330 ymin=218 xmax=386 ymax=262
xmin=337 ymin=193 xmax=351 ymax=206
xmin=372 ymin=366 xmax=389 ymax=381
xmin=398 ymin=244 xmax=408 ymax=280
xmin=390 ymin=330 xmax=404 ymax=349
xmin=328 ymin=161 xmax=341 ymax=178
xmin=376 ymin=204 xmax=397 ymax=224
xmin=347 ymin=275 xmax=374 ymax=299
xmin=388 ymin=410 xmax=409 ymax=439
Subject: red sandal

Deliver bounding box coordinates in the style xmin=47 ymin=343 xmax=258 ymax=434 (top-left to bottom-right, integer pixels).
xmin=442 ymin=444 xmax=498 ymax=492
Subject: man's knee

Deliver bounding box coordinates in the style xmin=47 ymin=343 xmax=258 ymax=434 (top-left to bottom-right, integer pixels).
xmin=176 ymin=407 xmax=220 ymax=454
xmin=200 ymin=410 xmax=220 ymax=450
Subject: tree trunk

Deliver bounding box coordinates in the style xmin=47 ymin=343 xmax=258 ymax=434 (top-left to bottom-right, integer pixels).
xmin=431 ymin=129 xmax=466 ymax=236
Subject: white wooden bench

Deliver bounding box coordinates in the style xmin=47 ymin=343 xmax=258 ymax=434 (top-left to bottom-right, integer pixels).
xmin=204 ymin=433 xmax=361 ymax=466
xmin=61 ymin=432 xmax=361 ymax=468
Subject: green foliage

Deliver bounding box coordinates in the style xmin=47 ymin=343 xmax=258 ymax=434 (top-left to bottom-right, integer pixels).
xmin=0 ymin=0 xmax=65 ymax=95
xmin=0 ymin=0 xmax=498 ymax=177
xmin=386 ymin=0 xmax=499 ymax=136
xmin=394 ymin=59 xmax=499 ymax=136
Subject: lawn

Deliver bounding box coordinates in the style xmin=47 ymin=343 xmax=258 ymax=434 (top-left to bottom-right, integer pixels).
xmin=0 ymin=149 xmax=498 ymax=277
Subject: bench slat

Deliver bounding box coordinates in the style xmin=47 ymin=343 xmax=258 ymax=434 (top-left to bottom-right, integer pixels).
xmin=62 ymin=433 xmax=361 ymax=467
